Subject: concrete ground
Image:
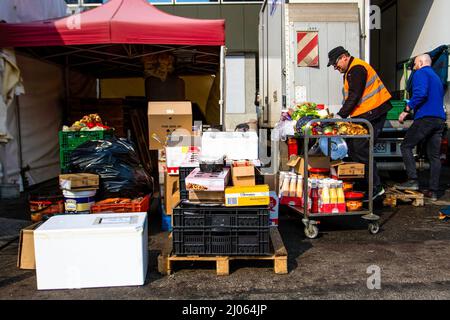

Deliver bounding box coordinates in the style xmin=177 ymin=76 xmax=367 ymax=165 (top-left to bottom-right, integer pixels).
xmin=1 ymin=170 xmax=450 ymax=300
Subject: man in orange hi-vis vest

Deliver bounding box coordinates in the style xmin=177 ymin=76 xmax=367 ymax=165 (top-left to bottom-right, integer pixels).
xmin=327 ymin=46 xmax=393 ymax=200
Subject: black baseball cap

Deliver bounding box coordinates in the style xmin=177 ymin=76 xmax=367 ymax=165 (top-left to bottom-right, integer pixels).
xmin=327 ymin=46 xmax=350 ymax=67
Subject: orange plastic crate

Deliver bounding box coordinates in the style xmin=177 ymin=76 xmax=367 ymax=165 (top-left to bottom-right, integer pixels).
xmin=90 ymin=194 xmax=150 ymax=213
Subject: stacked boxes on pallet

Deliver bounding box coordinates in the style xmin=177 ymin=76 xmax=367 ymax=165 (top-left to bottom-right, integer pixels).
xmin=172 ymin=204 xmax=271 ymax=256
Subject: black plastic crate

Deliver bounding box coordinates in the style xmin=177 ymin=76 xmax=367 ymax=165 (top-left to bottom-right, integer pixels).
xmin=179 ymin=166 xmax=196 ymax=200
xmin=172 ymin=205 xmax=270 ymax=228
xmin=173 ymin=229 xmax=270 ymax=256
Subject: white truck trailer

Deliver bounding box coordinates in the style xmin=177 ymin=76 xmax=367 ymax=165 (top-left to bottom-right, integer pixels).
xmin=258 ymin=0 xmax=449 ymax=173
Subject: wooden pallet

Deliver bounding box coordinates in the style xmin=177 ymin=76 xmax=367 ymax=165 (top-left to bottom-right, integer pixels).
xmin=157 ymin=228 xmax=288 ymax=276
xmin=383 ymin=188 xmax=424 ymax=208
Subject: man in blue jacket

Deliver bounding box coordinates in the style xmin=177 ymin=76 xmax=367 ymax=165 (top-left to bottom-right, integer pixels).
xmin=395 ymin=54 xmax=447 ymax=201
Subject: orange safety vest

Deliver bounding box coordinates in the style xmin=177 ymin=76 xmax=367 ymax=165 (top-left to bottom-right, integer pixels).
xmin=342 ymin=58 xmax=392 ymax=118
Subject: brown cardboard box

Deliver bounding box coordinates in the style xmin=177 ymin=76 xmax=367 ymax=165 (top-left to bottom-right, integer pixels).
xmin=59 ymin=173 xmax=99 ymax=190
xmin=287 ymin=156 xmax=331 ymax=175
xmin=231 ymin=165 xmax=256 ymax=187
xmin=164 ymin=172 xmax=180 ymax=215
xmin=17 ymin=222 xmax=42 ymax=270
xmin=148 ymin=101 xmax=192 ymax=150
xmin=331 ymin=162 xmax=365 ymax=179
xmin=188 ymin=191 xmax=225 ymax=204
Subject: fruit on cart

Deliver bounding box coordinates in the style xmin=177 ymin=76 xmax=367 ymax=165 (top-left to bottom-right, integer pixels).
xmin=337 ymin=122 xmax=368 ymax=135
xmin=295 ymin=116 xmax=317 ymax=135
xmin=323 ymin=126 xmax=334 ymax=135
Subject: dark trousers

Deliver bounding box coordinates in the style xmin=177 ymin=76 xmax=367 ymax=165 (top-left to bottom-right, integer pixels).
xmin=401 ymin=117 xmax=446 ymax=192
xmin=347 ymin=114 xmax=386 ymax=189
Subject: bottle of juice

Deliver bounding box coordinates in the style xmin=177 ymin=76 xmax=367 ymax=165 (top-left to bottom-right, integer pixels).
xmin=310 ymin=180 xmax=319 ymax=214
xmin=337 ymin=181 xmax=345 ymax=204
xmin=289 ymin=174 xmax=297 ymax=197
xmin=307 ymin=179 xmax=313 ymax=211
xmin=282 ymin=174 xmax=290 ymax=197
xmin=296 ymin=175 xmax=303 ymax=199
xmin=329 ymin=182 xmax=338 ymax=205
xmin=321 ymin=181 xmax=330 ymax=213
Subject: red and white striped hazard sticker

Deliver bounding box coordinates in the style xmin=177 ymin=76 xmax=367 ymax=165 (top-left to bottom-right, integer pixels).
xmin=297 ymin=31 xmax=319 ymax=67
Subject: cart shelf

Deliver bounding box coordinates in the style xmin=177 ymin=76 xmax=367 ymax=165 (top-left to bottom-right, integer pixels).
xmin=288 ymin=206 xmax=372 ymax=218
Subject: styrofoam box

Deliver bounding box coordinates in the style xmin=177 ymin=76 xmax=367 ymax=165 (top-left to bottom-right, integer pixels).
xmin=34 ymin=212 xmax=148 ymax=290
xmin=201 ymin=132 xmax=259 ymax=160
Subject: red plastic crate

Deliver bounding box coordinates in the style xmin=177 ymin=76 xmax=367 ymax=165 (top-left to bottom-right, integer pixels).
xmin=90 ymin=195 xmax=150 ymax=213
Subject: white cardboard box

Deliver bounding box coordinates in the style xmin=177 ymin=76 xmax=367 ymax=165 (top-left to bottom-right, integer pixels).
xmin=34 ymin=212 xmax=148 ymax=290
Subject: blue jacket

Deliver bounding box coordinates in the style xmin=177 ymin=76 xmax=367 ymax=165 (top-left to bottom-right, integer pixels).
xmin=409 ymin=66 xmax=446 ymax=120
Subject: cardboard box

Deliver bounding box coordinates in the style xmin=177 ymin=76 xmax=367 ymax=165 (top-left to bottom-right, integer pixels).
xmin=185 ymin=168 xmax=230 ymax=192
xmin=17 ymin=222 xmax=42 ymax=270
xmin=34 ymin=213 xmax=148 ymax=290
xmin=188 ymin=191 xmax=225 ymax=204
xmin=225 ymin=185 xmax=270 ymax=207
xmin=148 ymin=101 xmax=192 ymax=150
xmin=164 ymin=172 xmax=180 ymax=215
xmin=231 ymin=163 xmax=255 ymax=187
xmin=59 ymin=174 xmax=99 ymax=190
xmin=287 ymin=156 xmax=331 ymax=175
xmin=331 ymin=162 xmax=365 ymax=179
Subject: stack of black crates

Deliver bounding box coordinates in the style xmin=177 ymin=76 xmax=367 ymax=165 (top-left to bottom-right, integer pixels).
xmin=173 ymin=166 xmax=270 ymax=256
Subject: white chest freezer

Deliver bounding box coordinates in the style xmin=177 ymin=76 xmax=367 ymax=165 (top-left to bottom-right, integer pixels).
xmin=34 ymin=212 xmax=148 ymax=290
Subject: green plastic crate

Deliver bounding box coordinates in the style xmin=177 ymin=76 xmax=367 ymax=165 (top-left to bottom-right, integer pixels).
xmin=387 ymin=100 xmax=406 ymax=120
xmin=59 ymin=130 xmax=113 ymax=151
xmin=59 ymin=149 xmax=73 ymax=173
xmin=59 ymin=130 xmax=113 ymax=172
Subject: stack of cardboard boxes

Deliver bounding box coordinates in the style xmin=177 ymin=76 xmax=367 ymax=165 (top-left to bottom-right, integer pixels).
xmin=147 ymin=101 xmax=193 ymax=229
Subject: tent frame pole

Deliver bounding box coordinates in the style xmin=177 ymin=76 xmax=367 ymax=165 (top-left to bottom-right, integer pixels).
xmin=219 ymin=45 xmax=225 ymax=128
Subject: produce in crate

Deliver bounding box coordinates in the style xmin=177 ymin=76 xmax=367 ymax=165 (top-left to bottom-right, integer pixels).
xmin=63 ymin=113 xmax=110 ymax=132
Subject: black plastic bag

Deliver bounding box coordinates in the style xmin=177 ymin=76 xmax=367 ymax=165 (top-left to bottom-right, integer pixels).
xmin=67 ymin=137 xmax=154 ymax=199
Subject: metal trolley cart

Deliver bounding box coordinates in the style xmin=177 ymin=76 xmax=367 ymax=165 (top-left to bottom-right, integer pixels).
xmin=288 ymin=119 xmax=381 ymax=239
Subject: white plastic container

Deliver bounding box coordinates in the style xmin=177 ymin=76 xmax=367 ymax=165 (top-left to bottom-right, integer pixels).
xmin=201 ymin=132 xmax=259 ymax=160
xmin=34 ymin=212 xmax=148 ymax=290
xmin=63 ymin=189 xmax=96 ymax=214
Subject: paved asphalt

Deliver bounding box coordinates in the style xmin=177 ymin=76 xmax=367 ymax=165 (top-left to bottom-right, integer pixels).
xmin=1 ymin=169 xmax=450 ymax=300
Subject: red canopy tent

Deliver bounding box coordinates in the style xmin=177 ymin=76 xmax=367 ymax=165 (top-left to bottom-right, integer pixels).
xmin=0 ymin=0 xmax=225 ymax=47
xmin=0 ymin=0 xmax=226 ymax=78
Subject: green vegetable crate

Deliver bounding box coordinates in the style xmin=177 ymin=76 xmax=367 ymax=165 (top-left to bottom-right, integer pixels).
xmin=59 ymin=130 xmax=114 ymax=172
xmin=387 ymin=100 xmax=406 ymax=120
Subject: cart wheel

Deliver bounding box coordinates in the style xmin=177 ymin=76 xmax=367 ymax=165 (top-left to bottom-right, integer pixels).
xmin=304 ymin=224 xmax=319 ymax=239
xmin=368 ymin=222 xmax=380 ymax=235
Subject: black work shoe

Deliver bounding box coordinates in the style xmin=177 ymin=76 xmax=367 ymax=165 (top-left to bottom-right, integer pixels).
xmin=364 ymin=186 xmax=385 ymax=202
xmin=423 ymin=190 xmax=438 ymax=202
xmin=373 ymin=186 xmax=385 ymax=200
xmin=394 ymin=180 xmax=419 ymax=191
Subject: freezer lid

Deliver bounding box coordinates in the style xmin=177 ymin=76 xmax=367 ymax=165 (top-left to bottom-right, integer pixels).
xmin=34 ymin=212 xmax=147 ymax=236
